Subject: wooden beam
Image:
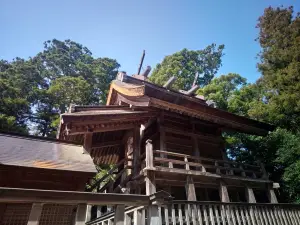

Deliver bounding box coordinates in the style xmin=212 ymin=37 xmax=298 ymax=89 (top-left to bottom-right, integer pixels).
xmin=67 ymin=123 xmax=138 ymax=135
xmin=0 ymin=187 xmax=150 ymax=206
xmin=27 ymin=203 xmax=43 ymax=225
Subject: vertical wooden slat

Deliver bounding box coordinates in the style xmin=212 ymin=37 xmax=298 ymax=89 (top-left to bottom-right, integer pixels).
xmin=196 ymin=205 xmax=204 ymax=225
xmin=272 ymin=206 xmax=281 ymax=225
xmin=243 ymin=205 xmax=251 ymax=225
xmin=185 ymin=204 xmax=191 ymax=225
xmin=225 ymin=205 xmax=233 ymax=225
xmin=239 ymin=206 xmax=247 ymax=225
xmin=269 ymin=206 xmax=278 ymax=225
xmin=171 ymin=204 xmax=176 ymax=225
xmin=220 ymin=205 xmax=227 ymax=225
xmin=255 ymin=206 xmax=263 ymax=225
xmin=214 ymin=205 xmax=221 ymax=225
xmin=191 ymin=205 xmax=197 ymax=225
xmin=249 ymin=206 xmax=257 ymax=225
xmin=284 ymin=208 xmax=293 ymax=225
xmin=234 ymin=206 xmax=242 ymax=225
xmin=275 ymin=206 xmax=284 ymax=225
xmin=164 ymin=206 xmax=170 ymax=225
xmin=158 ymin=206 xmax=162 ymax=225
xmin=265 ymin=206 xmax=274 ymax=225
xmin=178 ymin=204 xmax=183 ymax=225
xmin=260 ymin=206 xmax=270 ymax=225
xmin=292 ymin=208 xmax=300 ymax=223
xmin=203 ymin=205 xmax=209 ymax=225
xmin=230 ymin=205 xmax=237 ymax=225
xmin=209 ymin=204 xmax=215 ymax=225
xmin=289 ymin=209 xmax=299 ymax=224
xmin=280 ymin=208 xmax=289 ymax=225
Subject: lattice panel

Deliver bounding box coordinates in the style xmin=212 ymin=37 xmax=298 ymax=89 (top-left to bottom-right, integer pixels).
xmin=2 ymin=204 xmax=31 ymax=225
xmin=39 ymin=204 xmax=75 ymax=225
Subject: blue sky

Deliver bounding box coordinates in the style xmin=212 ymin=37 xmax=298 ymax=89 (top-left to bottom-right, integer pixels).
xmin=1 ymin=0 xmax=299 ymax=83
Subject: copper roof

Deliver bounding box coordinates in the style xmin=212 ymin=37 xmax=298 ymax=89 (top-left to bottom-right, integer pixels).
xmin=0 ymin=133 xmax=97 ymax=173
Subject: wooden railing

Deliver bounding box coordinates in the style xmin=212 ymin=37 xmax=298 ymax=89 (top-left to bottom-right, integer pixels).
xmin=144 ymin=141 xmax=268 ymax=180
xmin=86 ymin=206 xmax=146 ymax=225
xmin=0 ymin=187 xmax=170 ymax=225
xmin=88 ymin=200 xmax=300 ymax=225
xmin=159 ymin=201 xmax=300 ymax=225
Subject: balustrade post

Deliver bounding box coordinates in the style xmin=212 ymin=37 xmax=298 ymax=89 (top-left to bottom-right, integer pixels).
xmin=268 ymin=184 xmax=278 ymax=203
xmin=75 ymin=204 xmax=87 ymax=225
xmin=115 ymin=204 xmax=125 ymax=225
xmin=184 ymin=157 xmax=190 ymax=170
xmin=246 ymin=186 xmax=256 ymax=203
xmin=219 ymin=181 xmax=230 ymax=202
xmin=148 ymin=191 xmax=173 ymax=225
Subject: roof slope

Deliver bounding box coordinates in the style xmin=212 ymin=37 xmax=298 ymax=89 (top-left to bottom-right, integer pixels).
xmin=0 ymin=133 xmax=97 ymax=173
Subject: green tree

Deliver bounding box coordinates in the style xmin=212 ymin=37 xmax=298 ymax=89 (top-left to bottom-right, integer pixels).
xmin=48 ymin=76 xmax=92 ymax=113
xmin=149 ymin=44 xmax=224 ymax=90
xmin=197 ymin=73 xmax=246 ymax=110
xmin=0 ymin=39 xmax=120 ymax=136
xmin=256 ymin=6 xmax=300 ymax=131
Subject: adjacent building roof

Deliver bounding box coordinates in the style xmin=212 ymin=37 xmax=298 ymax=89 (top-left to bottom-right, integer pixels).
xmin=0 ymin=133 xmax=97 ymax=173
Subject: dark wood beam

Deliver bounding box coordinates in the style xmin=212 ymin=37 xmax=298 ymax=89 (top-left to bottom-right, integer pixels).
xmin=0 ymin=187 xmax=150 ymax=206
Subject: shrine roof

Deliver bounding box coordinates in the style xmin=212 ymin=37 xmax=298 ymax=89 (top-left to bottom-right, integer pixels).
xmin=0 ymin=132 xmax=97 ymax=174
xmin=106 ymin=74 xmax=274 ymax=136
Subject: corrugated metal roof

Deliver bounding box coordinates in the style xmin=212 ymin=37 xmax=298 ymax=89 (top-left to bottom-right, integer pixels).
xmin=0 ymin=133 xmax=97 ymax=173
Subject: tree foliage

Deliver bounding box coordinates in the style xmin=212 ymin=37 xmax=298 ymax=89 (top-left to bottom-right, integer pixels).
xmin=256 ymin=6 xmax=300 ymax=131
xmin=0 ymin=39 xmax=120 ymax=136
xmin=149 ymin=44 xmax=224 ymax=90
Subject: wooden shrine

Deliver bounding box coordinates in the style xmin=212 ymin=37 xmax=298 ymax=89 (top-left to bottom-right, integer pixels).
xmin=58 ymin=71 xmax=277 ymax=205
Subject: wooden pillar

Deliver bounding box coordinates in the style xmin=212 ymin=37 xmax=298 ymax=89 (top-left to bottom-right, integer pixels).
xmin=145 ymin=140 xmax=156 ymax=195
xmin=75 ymin=204 xmax=87 ymax=225
xmin=115 ymin=205 xmax=125 ymax=225
xmin=186 ymin=176 xmax=197 ymax=201
xmin=145 ymin=171 xmax=156 ymax=195
xmin=133 ymin=126 xmax=141 ymax=177
xmin=219 ymin=181 xmax=230 ymax=202
xmin=27 ymin=203 xmax=43 ymax=225
xmin=268 ymin=185 xmax=278 ymax=203
xmin=246 ymin=186 xmax=256 ymax=203
xmin=83 ymin=133 xmax=93 ymax=154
